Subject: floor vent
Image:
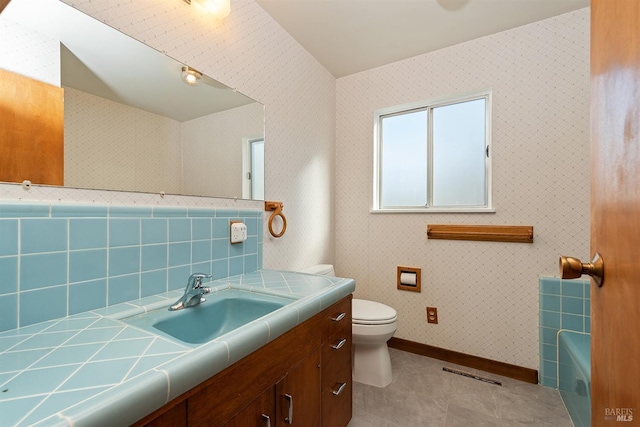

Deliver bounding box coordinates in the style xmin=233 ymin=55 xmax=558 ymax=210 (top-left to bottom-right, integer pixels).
xmin=442 ymin=367 xmax=502 ymax=386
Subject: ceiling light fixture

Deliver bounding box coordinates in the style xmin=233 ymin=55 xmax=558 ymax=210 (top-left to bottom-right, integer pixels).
xmin=181 ymin=66 xmax=202 ymax=86
xmin=183 ymin=0 xmax=231 ymax=20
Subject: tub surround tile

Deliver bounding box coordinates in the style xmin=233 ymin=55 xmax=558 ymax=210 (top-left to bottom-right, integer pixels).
xmin=561 ymin=280 xmax=583 ymax=298
xmin=539 ymin=277 xmax=590 ymax=388
xmin=561 ymin=296 xmax=584 ymax=315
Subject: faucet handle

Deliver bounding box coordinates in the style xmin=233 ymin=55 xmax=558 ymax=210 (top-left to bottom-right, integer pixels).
xmin=189 ymin=273 xmax=212 ymax=288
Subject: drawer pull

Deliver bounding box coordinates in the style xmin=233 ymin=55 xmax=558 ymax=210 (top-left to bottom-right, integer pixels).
xmin=284 ymin=393 xmax=293 ymax=424
xmin=332 ymin=382 xmax=347 ymax=396
xmin=331 ymin=312 xmax=346 ymax=322
xmin=331 ymin=338 xmax=347 ymax=350
xmin=261 ymin=414 xmax=271 ymax=427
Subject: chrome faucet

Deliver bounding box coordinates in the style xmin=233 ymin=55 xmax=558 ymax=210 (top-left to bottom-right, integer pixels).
xmin=169 ymin=273 xmax=213 ymax=311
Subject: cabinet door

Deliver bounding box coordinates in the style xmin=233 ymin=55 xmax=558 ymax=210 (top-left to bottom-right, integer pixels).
xmin=225 ymin=386 xmax=275 ymax=427
xmin=276 ymin=349 xmax=321 ymax=427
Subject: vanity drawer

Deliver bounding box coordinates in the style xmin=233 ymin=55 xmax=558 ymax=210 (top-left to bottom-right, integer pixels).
xmin=321 ymin=295 xmax=352 ymax=342
xmin=321 ymin=321 xmax=351 ymax=427
xmin=321 ymin=327 xmax=351 ymax=392
xmin=321 ymin=361 xmax=352 ymax=427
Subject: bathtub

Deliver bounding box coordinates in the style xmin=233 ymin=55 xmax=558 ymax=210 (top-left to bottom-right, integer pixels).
xmin=558 ymin=330 xmax=591 ymax=427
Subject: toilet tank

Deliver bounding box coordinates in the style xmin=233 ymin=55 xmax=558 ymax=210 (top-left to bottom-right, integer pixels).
xmin=298 ymin=264 xmax=335 ymax=276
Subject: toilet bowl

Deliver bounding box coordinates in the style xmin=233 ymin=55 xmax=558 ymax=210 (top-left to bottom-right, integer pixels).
xmin=352 ymin=298 xmax=397 ymax=387
xmin=298 ymin=264 xmax=398 ymax=388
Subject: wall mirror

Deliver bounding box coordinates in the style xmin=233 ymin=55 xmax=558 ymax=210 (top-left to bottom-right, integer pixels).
xmin=0 ymin=0 xmax=265 ymax=200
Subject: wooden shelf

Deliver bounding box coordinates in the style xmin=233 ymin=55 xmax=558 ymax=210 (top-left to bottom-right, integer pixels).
xmin=426 ymin=224 xmax=533 ymax=244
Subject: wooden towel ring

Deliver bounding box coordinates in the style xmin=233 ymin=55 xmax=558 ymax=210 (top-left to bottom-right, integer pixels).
xmin=265 ymin=201 xmax=287 ymax=238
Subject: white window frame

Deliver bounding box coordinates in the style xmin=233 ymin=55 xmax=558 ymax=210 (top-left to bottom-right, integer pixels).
xmin=372 ymin=89 xmax=494 ymax=213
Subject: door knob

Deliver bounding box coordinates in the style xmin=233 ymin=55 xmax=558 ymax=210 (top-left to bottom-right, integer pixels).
xmin=559 ymin=253 xmax=604 ymax=287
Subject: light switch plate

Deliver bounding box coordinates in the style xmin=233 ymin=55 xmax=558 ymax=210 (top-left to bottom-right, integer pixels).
xmin=230 ymin=221 xmax=247 ymax=244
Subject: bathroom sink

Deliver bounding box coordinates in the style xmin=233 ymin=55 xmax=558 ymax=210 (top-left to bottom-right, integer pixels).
xmin=122 ymin=290 xmax=294 ymax=345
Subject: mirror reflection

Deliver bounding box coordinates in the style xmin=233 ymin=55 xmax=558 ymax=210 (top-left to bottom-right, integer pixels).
xmin=0 ymin=0 xmax=265 ymax=200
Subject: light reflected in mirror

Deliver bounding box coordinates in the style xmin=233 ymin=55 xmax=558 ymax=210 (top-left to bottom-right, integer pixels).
xmin=0 ymin=0 xmax=265 ymax=200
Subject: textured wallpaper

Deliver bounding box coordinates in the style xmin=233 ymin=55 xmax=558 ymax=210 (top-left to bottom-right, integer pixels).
xmin=0 ymin=0 xmax=336 ymax=270
xmin=64 ymin=87 xmax=183 ymax=194
xmin=0 ymin=17 xmax=59 ymax=85
xmin=335 ymin=8 xmax=590 ymax=370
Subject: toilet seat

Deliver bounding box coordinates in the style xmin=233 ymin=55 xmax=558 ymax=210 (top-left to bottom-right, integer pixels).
xmin=352 ymin=299 xmax=397 ymax=325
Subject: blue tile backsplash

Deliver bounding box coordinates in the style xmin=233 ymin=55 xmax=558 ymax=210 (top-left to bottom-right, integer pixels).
xmin=0 ymin=202 xmax=263 ymax=332
xmin=539 ymin=276 xmax=590 ymax=388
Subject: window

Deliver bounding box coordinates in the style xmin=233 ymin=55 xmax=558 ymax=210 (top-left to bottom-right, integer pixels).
xmin=373 ymin=90 xmax=492 ymax=212
xmin=242 ymin=137 xmax=264 ymax=200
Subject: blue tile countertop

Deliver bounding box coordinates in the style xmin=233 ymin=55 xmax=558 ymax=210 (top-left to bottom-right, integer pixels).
xmin=0 ymin=270 xmax=356 ymax=426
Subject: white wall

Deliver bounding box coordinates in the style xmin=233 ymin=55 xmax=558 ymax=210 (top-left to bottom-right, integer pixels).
xmin=182 ymin=102 xmax=264 ymax=198
xmin=0 ymin=0 xmax=336 ymax=270
xmin=335 ymin=8 xmax=590 ymax=370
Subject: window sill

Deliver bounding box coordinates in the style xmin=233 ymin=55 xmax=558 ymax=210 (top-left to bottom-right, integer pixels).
xmin=370 ymin=208 xmax=496 ymax=214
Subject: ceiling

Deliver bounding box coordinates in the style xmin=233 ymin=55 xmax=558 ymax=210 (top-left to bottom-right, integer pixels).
xmin=255 ymin=0 xmax=590 ymax=78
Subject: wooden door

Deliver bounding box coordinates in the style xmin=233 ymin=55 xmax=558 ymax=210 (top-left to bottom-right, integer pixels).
xmin=276 ymin=349 xmax=321 ymax=427
xmin=591 ymin=0 xmax=640 ymax=425
xmin=0 ymin=68 xmax=64 ymax=186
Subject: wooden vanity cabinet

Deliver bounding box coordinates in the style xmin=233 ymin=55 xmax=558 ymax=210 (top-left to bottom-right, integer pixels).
xmin=320 ymin=297 xmax=352 ymax=427
xmin=134 ymin=295 xmax=352 ymax=427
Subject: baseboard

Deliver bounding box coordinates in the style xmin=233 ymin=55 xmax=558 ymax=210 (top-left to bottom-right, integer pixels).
xmin=387 ymin=337 xmax=538 ymax=384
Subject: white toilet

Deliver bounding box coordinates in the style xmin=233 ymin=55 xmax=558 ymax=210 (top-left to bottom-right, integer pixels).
xmin=298 ymin=264 xmax=398 ymax=388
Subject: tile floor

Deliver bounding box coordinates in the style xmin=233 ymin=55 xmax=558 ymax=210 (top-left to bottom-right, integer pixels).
xmin=348 ymin=348 xmax=573 ymax=427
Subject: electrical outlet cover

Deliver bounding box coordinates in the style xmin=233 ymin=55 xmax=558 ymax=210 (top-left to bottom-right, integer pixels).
xmin=230 ymin=221 xmax=247 ymax=244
